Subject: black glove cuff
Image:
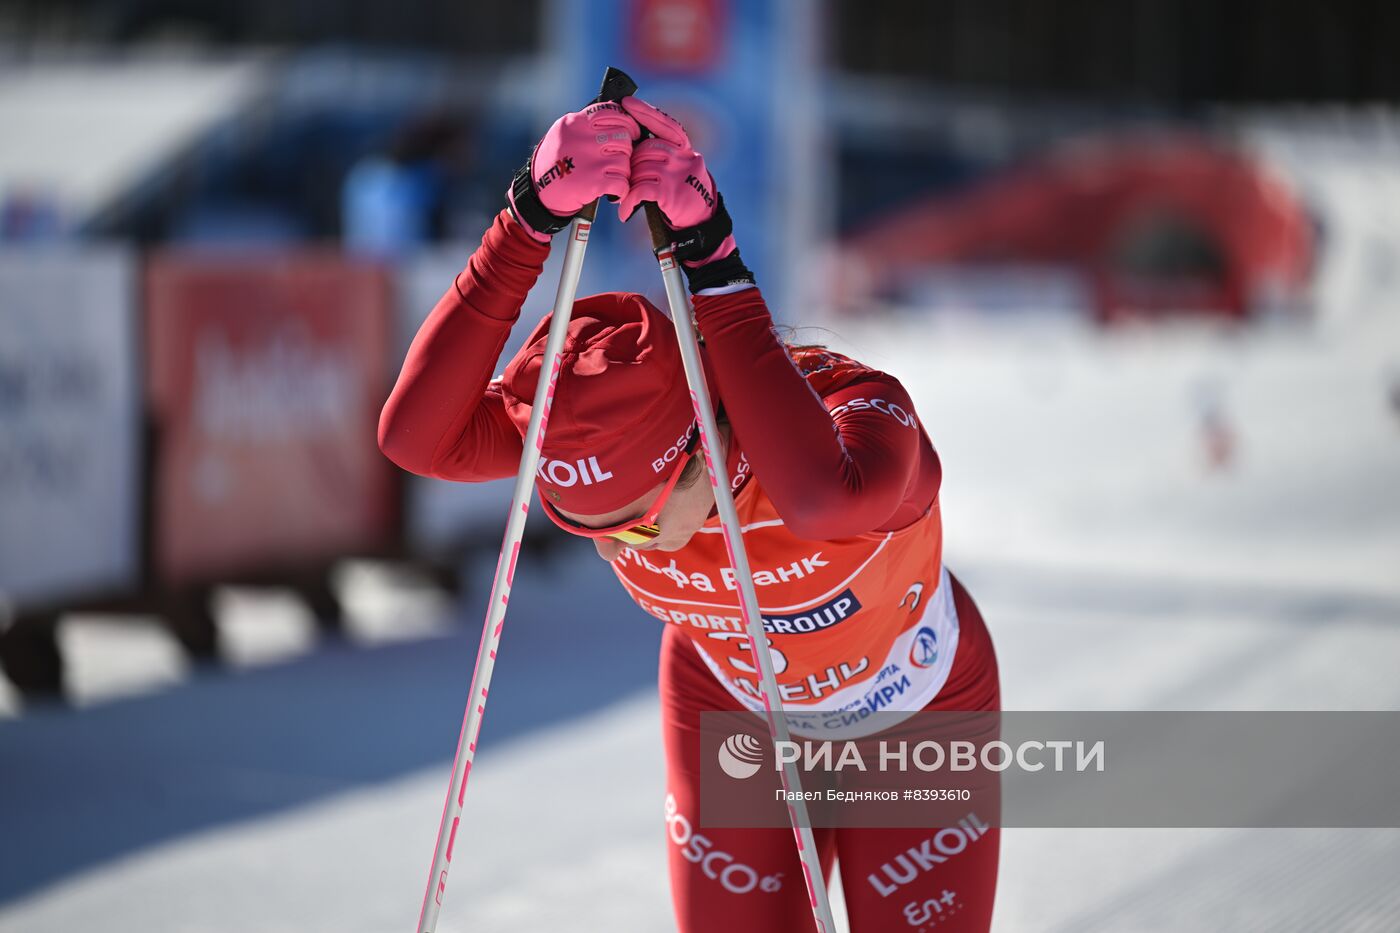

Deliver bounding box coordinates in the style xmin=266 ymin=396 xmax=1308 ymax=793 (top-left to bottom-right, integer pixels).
xmin=667 ymin=191 xmax=734 ymax=264
xmin=680 ymin=249 xmax=756 ymax=294
xmin=508 ymin=160 xmax=573 ymax=236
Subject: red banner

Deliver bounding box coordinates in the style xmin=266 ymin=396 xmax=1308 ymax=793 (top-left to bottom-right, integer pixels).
xmin=147 ymin=253 xmax=394 ymax=583
xmin=629 ymin=0 xmax=725 ymax=73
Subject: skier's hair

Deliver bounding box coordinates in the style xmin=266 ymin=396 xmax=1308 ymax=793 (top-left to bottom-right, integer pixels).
xmin=676 ymin=413 xmax=728 ymax=491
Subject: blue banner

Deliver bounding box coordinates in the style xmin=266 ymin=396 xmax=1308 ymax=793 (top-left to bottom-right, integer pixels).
xmin=550 ymin=0 xmax=818 ymax=316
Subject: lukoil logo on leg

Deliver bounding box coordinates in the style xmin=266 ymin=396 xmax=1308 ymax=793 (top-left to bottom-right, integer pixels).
xmin=718 ymin=733 xmax=764 ymax=779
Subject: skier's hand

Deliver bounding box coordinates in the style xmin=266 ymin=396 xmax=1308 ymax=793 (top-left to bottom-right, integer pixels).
xmin=616 ymin=96 xmax=718 ymax=229
xmin=617 ymin=95 xmax=750 ymax=293
xmin=508 ymin=102 xmax=641 ymax=240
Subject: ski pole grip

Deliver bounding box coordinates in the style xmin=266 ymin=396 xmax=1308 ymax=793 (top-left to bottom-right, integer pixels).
xmin=645 ymin=203 xmax=673 ymax=251
xmin=593 ymin=66 xmax=638 ymax=105
xmin=594 ymin=69 xmax=671 ymax=248
xmin=589 ymin=65 xmax=665 ymax=245
xmin=582 ymin=66 xmax=639 ymax=215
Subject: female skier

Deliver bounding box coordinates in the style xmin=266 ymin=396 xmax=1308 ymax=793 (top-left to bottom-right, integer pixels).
xmin=379 ymin=96 xmax=1001 ymax=932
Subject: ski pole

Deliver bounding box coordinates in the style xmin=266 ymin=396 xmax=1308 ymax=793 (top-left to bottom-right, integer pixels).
xmin=641 ymin=179 xmax=840 ymax=933
xmin=413 ymin=66 xmax=635 ymax=933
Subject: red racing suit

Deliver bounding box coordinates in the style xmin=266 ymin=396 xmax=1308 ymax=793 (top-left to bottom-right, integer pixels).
xmin=380 ymin=209 xmax=1001 ymax=932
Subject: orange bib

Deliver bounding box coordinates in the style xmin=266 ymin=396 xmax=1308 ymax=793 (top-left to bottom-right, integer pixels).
xmin=612 ymin=477 xmax=960 ymax=739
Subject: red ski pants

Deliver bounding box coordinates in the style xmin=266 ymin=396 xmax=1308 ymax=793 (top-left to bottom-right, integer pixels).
xmin=660 ymin=573 xmax=1001 ymax=933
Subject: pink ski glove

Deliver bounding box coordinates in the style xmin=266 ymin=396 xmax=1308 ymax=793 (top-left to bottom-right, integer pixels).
xmin=616 ymin=96 xmax=719 ymax=229
xmin=508 ymin=101 xmax=641 ymax=240
xmin=616 ymin=96 xmax=752 ymax=294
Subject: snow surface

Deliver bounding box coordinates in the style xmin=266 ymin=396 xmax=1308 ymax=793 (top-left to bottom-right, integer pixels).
xmin=3 ymin=307 xmax=1398 ymax=931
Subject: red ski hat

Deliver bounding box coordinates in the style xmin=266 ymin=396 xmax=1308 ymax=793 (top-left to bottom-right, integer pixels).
xmin=500 ymin=292 xmax=701 ymax=515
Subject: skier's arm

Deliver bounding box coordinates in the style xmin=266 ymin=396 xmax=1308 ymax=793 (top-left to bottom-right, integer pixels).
xmin=693 ymin=288 xmax=940 ymax=539
xmin=377 ymin=209 xmax=548 ymax=480
xmin=616 ymin=95 xmax=938 ymax=537
xmin=379 ymin=101 xmax=641 ymax=481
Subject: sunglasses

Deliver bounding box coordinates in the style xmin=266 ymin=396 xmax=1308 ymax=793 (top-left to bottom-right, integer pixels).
xmin=540 ymin=424 xmax=701 ymax=546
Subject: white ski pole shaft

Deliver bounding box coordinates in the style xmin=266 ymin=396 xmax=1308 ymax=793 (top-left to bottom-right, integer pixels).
xmin=645 ymin=204 xmax=838 ymax=933
xmin=414 ymin=202 xmax=597 ymax=933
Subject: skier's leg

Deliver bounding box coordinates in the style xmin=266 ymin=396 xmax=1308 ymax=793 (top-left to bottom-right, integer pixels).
xmin=838 ymin=573 xmax=1002 ymax=932
xmin=838 ymin=822 xmax=1000 ymax=932
xmin=660 ymin=625 xmax=836 ymax=933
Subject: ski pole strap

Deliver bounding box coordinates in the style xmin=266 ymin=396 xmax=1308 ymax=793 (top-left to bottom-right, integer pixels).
xmin=668 ymin=190 xmax=733 ymax=262
xmin=677 ymin=248 xmax=755 ymax=294
xmin=509 ymin=157 xmax=574 ymax=235
xmin=659 ymin=193 xmax=756 ymax=293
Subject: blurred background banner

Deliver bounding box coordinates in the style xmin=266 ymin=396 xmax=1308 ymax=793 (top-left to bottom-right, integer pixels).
xmin=549 ymin=0 xmax=825 ymax=315
xmin=145 ymin=253 xmax=393 ymax=583
xmin=0 ymin=248 xmax=139 ymax=606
